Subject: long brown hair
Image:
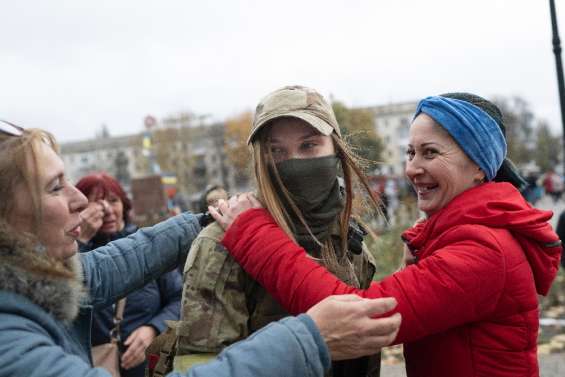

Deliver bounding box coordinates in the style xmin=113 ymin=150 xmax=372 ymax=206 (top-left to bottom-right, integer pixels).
xmin=251 ymin=123 xmax=381 ymax=277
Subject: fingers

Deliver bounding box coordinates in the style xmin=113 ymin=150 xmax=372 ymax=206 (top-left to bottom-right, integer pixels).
xmin=121 ymin=326 xmax=155 ymax=369
xmin=323 ymin=294 xmax=364 ymax=302
xmin=209 ymin=205 xmax=224 ymax=228
xmin=121 ymin=335 xmax=144 ymax=369
xmin=363 ymin=312 xmax=402 ymax=337
xmin=248 ymin=192 xmax=263 ymax=208
xmin=321 ymin=295 xmax=397 ymax=316
xmin=207 ymin=193 xmax=262 ymax=231
xmin=361 ymin=297 xmax=398 ymax=317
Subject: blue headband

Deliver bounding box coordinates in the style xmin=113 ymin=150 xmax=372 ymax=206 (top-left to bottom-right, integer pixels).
xmin=414 ymin=96 xmax=507 ymax=181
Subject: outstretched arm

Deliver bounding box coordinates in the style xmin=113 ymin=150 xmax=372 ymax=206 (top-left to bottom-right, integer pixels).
xmin=170 ymin=294 xmax=400 ymax=377
xmin=214 ymin=199 xmax=506 ymax=345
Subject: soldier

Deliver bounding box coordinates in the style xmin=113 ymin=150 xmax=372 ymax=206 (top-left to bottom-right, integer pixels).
xmin=174 ymin=86 xmax=382 ymax=376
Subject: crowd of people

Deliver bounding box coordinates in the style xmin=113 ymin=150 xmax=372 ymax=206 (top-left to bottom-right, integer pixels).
xmin=0 ymin=84 xmax=562 ymax=377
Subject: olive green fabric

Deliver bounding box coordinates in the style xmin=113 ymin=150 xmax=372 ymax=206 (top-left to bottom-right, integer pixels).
xmin=173 ymin=353 xmax=217 ymax=374
xmin=174 ymin=222 xmax=380 ymax=376
xmin=272 ymin=155 xmax=343 ymax=251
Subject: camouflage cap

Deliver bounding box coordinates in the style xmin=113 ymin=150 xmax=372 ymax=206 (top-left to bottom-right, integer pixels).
xmin=248 ymin=85 xmax=341 ymax=145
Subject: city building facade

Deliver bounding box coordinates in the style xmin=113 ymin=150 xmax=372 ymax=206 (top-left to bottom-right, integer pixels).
xmin=370 ymin=101 xmax=418 ymax=176
xmin=60 ymin=122 xmax=240 ymax=211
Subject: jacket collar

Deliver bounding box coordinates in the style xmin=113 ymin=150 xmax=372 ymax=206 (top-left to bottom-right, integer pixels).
xmin=0 ymin=223 xmax=86 ymax=322
xmin=402 ymin=182 xmax=561 ymax=295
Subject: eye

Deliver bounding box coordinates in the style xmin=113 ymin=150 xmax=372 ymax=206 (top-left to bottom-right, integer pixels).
xmin=405 ymin=148 xmax=415 ymax=161
xmin=49 ymin=177 xmax=65 ymax=192
xmin=270 ymin=146 xmax=285 ymax=155
xmin=423 ymin=148 xmax=439 ymax=159
xmin=302 ymin=141 xmax=318 ymax=150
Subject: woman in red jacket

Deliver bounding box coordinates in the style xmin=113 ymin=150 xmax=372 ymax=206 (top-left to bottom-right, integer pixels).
xmin=211 ymin=93 xmax=562 ymax=377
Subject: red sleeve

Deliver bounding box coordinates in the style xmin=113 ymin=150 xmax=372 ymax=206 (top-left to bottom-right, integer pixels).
xmin=222 ymin=209 xmax=506 ymax=344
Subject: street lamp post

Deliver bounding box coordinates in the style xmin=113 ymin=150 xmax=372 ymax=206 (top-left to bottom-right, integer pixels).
xmin=549 ymin=0 xmax=565 ymax=172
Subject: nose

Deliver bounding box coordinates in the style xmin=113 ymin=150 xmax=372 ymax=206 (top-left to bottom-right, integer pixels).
xmin=405 ymin=157 xmax=423 ymax=181
xmin=69 ymin=185 xmax=88 ymax=213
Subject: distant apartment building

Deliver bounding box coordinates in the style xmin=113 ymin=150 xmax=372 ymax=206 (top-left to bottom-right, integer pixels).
xmin=60 ymin=122 xmax=240 ymax=210
xmin=370 ymin=101 xmax=418 ymax=176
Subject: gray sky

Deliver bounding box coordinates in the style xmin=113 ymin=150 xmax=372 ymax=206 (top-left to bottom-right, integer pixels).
xmin=1 ymin=0 xmax=564 ymax=142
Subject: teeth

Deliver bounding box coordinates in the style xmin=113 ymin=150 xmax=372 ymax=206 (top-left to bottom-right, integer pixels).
xmin=417 ymin=185 xmax=436 ymax=194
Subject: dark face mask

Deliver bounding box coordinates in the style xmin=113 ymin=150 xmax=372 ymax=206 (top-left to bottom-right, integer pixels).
xmin=271 ymin=155 xmax=343 ymax=249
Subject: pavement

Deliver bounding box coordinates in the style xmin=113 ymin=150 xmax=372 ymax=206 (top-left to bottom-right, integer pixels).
xmin=380 ymin=352 xmax=564 ymax=376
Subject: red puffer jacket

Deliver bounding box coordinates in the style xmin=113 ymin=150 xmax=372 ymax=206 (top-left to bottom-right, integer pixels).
xmin=223 ymin=182 xmax=562 ymax=377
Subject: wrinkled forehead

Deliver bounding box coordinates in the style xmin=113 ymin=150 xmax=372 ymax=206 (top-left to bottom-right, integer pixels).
xmin=409 ymin=113 xmax=456 ymax=145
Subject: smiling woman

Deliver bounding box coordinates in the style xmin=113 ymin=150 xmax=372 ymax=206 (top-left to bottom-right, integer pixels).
xmin=0 ymin=127 xmax=87 ymax=261
xmin=405 ymin=113 xmax=485 ymax=216
xmin=212 ymin=92 xmax=563 ymax=377
xmin=9 ymin=141 xmax=86 ymax=259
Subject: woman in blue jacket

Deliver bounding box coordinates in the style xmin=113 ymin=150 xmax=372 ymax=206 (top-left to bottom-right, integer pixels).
xmin=76 ymin=173 xmax=183 ymax=377
xmin=0 ymin=121 xmax=400 ymax=377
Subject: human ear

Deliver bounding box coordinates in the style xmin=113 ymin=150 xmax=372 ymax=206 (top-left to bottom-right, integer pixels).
xmin=474 ymin=167 xmax=486 ymax=183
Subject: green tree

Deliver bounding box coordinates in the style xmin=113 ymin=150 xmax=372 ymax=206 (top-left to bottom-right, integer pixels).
xmin=534 ymin=121 xmax=561 ymax=172
xmin=224 ymin=111 xmax=253 ymax=186
xmin=332 ymin=101 xmax=383 ymax=165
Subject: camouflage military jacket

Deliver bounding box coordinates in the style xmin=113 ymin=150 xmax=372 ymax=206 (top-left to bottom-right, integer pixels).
xmin=175 ymin=221 xmax=378 ymax=374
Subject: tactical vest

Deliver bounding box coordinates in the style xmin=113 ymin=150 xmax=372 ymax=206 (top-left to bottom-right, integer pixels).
xmin=147 ymin=221 xmax=380 ymax=377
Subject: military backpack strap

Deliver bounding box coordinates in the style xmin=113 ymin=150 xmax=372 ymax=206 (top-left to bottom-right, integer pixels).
xmin=347 ymin=218 xmax=368 ymax=255
xmin=146 ymin=322 xmax=178 ymax=377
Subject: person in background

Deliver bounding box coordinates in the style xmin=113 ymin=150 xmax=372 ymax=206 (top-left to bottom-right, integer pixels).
xmin=523 ymin=171 xmax=542 ymax=205
xmin=0 ymin=119 xmax=401 ymax=377
xmin=174 ymin=86 xmax=384 ymax=377
xmin=76 ymin=173 xmax=183 ymax=377
xmin=212 ymin=93 xmax=562 ymax=377
xmin=198 ymin=185 xmax=229 ymax=213
xmin=543 ymin=169 xmax=564 ymax=203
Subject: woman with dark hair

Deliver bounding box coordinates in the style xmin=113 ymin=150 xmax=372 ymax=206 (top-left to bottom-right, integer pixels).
xmin=198 ymin=185 xmax=228 ymax=213
xmin=212 ymin=93 xmax=562 ymax=377
xmin=76 ymin=173 xmax=183 ymax=377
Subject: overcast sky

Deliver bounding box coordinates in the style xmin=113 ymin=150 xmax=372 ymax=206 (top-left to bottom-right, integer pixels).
xmin=1 ymin=0 xmax=564 ymax=142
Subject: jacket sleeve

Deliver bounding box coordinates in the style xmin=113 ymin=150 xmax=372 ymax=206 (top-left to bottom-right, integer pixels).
xmin=176 ymin=225 xmax=253 ymax=354
xmin=0 ymin=314 xmax=111 ymax=377
xmin=168 ymin=314 xmax=330 ymax=377
xmin=81 ymin=212 xmax=201 ymax=310
xmin=147 ymin=271 xmax=183 ymax=334
xmin=222 ymin=209 xmax=507 ymax=344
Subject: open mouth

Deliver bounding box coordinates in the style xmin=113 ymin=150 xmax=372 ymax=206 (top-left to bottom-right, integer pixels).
xmin=67 ymin=224 xmax=81 ymax=238
xmin=415 ymin=184 xmax=438 ymax=196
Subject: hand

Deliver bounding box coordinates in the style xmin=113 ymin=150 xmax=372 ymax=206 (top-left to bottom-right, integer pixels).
xmin=209 ymin=192 xmax=263 ymax=231
xmin=121 ymin=325 xmax=157 ymax=370
xmin=78 ymin=201 xmax=106 ymax=243
xmin=306 ymin=295 xmax=401 ymax=360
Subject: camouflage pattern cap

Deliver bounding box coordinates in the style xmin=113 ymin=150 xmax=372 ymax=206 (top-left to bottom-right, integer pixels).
xmin=248 ymin=85 xmax=341 ymax=144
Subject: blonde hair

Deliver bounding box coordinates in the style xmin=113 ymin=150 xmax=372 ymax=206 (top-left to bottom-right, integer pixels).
xmin=0 ymin=128 xmax=59 ymax=233
xmin=251 ymin=124 xmax=380 ymax=280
